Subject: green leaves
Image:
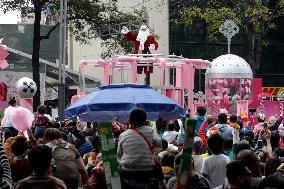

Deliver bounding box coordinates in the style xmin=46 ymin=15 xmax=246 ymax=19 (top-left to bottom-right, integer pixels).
xmin=175 ymin=0 xmax=284 ymax=42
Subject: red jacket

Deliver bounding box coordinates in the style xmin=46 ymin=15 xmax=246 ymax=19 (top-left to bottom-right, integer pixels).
xmin=124 ymin=32 xmax=158 ymax=74
xmin=198 ymin=120 xmax=208 ymax=148
xmin=124 ymin=32 xmax=158 ymax=54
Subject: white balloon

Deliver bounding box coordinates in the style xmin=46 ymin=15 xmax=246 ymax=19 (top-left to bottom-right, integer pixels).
xmin=15 ymin=77 xmax=37 ymax=98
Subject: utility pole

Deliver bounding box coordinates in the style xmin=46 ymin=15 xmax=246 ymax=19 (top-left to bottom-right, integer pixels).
xmin=58 ymin=0 xmax=68 ymax=121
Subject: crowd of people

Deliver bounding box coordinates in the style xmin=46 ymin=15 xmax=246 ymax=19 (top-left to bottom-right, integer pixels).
xmin=0 ymin=98 xmax=284 ymax=189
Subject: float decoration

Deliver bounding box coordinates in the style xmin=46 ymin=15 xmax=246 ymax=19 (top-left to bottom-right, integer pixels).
xmin=219 ymin=20 xmax=239 ymax=54
xmin=15 ymin=77 xmax=37 ymax=111
xmin=0 ymin=45 xmax=9 ymax=70
xmin=10 ymin=106 xmax=34 ymax=131
xmin=206 ymin=54 xmax=253 ymax=116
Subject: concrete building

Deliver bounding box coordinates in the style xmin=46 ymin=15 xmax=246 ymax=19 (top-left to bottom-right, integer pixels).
xmin=68 ymin=0 xmax=170 ymax=88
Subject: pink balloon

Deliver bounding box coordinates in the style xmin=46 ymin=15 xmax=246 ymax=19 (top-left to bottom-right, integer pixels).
xmin=10 ymin=106 xmax=34 ymax=131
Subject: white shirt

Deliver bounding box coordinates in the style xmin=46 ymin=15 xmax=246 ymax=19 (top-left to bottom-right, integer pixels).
xmin=1 ymin=106 xmax=16 ymax=128
xmin=192 ymin=154 xmax=205 ymax=173
xmin=201 ymin=154 xmax=230 ymax=188
xmin=162 ymin=131 xmax=178 ymax=143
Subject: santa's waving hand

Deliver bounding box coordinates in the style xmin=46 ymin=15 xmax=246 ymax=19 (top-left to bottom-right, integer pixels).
xmin=121 ymin=25 xmax=158 ymax=54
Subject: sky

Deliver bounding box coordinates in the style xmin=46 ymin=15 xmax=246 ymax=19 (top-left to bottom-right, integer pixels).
xmin=0 ymin=11 xmax=21 ymax=24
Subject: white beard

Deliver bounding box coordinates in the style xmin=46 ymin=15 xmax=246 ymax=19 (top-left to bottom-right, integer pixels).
xmin=136 ymin=30 xmax=150 ymax=50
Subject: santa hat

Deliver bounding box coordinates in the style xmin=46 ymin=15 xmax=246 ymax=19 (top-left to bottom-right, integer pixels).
xmin=140 ymin=24 xmax=149 ymax=31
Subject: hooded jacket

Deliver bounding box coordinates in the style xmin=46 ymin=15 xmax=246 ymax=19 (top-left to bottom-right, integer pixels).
xmin=215 ymin=124 xmax=233 ymax=142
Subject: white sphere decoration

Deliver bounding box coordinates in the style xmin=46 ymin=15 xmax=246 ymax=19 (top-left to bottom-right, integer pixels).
xmin=205 ymin=54 xmax=253 ymax=79
xmin=15 ymin=77 xmax=37 ymax=98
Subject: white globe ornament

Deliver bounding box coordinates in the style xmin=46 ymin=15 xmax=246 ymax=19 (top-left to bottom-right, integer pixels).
xmin=15 ymin=77 xmax=37 ymax=98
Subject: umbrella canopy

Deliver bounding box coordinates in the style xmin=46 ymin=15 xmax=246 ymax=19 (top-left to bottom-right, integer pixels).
xmin=64 ymin=83 xmax=186 ymax=122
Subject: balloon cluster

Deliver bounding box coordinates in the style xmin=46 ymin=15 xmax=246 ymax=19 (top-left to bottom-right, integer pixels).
xmin=10 ymin=106 xmax=34 ymax=131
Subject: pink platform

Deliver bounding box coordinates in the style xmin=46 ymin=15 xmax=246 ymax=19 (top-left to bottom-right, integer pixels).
xmin=78 ymin=55 xmax=210 ymax=117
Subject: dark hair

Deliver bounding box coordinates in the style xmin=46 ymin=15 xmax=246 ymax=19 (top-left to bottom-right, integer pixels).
xmin=229 ymin=115 xmax=238 ymax=123
xmin=270 ymin=132 xmax=280 ymax=150
xmin=161 ymin=139 xmax=168 ymax=150
xmin=128 ymin=108 xmax=147 ymax=127
xmin=207 ymin=134 xmax=224 ymax=154
xmin=236 ymin=120 xmax=243 ymax=128
xmin=161 ymin=153 xmax=175 ymax=167
xmin=258 ymin=174 xmax=284 ymax=189
xmin=43 ymin=128 xmax=62 ymax=143
xmin=174 ymin=120 xmax=180 ymax=132
xmin=233 ymin=142 xmax=251 ymax=158
xmin=37 ymin=105 xmax=47 ymax=114
xmin=236 ymin=150 xmax=258 ymax=166
xmin=265 ymin=157 xmax=282 ymax=176
xmin=246 ymin=131 xmax=254 ymax=140
xmin=218 ymin=113 xmax=228 ymax=124
xmin=167 ymin=123 xmax=175 ymax=131
xmin=156 ymin=118 xmax=167 ymax=133
xmin=28 ymin=145 xmax=52 ymax=175
xmin=226 ymin=160 xmax=249 ymax=184
xmin=8 ymin=98 xmax=16 ymax=106
xmin=196 ymin=106 xmax=206 ymax=116
xmin=11 ymin=136 xmax=29 ymax=156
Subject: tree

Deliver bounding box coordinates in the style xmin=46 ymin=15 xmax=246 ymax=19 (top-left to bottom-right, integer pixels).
xmin=174 ymin=0 xmax=284 ymax=74
xmin=0 ymin=0 xmax=142 ymax=111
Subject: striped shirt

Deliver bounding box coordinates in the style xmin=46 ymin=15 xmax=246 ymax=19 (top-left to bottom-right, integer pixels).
xmin=0 ymin=143 xmax=12 ymax=189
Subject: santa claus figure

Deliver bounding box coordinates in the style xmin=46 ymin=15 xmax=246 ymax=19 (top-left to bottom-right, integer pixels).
xmin=121 ymin=24 xmax=158 ymax=74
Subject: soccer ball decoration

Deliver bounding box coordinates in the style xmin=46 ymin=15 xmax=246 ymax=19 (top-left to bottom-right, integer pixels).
xmin=15 ymin=77 xmax=37 ymax=99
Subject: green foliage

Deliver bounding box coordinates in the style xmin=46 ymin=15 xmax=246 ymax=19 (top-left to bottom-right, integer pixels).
xmin=175 ymin=0 xmax=284 ymax=42
xmin=173 ymin=0 xmax=284 ymax=73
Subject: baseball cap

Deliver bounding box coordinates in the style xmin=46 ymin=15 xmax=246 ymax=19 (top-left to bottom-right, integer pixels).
xmin=193 ymin=136 xmax=204 ymax=153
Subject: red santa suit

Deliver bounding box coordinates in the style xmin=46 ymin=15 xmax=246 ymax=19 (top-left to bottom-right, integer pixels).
xmin=122 ymin=26 xmax=158 ymax=74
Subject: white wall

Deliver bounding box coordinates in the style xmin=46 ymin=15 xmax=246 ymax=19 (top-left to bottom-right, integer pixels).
xmin=68 ymin=0 xmax=169 ymax=87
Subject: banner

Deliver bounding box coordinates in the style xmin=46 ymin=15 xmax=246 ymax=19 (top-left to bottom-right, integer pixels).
xmin=98 ymin=122 xmax=120 ymax=189
xmin=262 ymin=87 xmax=284 ymax=96
xmin=179 ymin=118 xmax=196 ymax=185
xmin=206 ymin=78 xmax=252 ymax=116
xmin=237 ymin=100 xmax=249 ymax=119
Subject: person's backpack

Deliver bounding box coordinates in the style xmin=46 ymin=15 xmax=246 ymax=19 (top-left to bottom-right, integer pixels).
xmin=52 ymin=143 xmax=79 ymax=182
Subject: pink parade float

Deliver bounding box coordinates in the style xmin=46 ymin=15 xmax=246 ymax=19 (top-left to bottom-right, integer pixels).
xmin=77 ymin=54 xmax=210 ymax=117
xmin=74 ymin=21 xmax=283 ymax=123
xmin=73 ymin=23 xmax=210 ymax=117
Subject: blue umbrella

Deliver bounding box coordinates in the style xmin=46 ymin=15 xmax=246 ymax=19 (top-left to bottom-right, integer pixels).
xmin=64 ymin=83 xmax=186 ymax=122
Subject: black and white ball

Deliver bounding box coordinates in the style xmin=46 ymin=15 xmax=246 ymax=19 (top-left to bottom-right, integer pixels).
xmin=15 ymin=77 xmax=37 ymax=98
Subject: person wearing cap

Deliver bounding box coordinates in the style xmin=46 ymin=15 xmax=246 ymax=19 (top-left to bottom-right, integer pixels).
xmin=192 ymin=136 xmax=205 ymax=173
xmin=253 ymin=113 xmax=265 ymax=135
